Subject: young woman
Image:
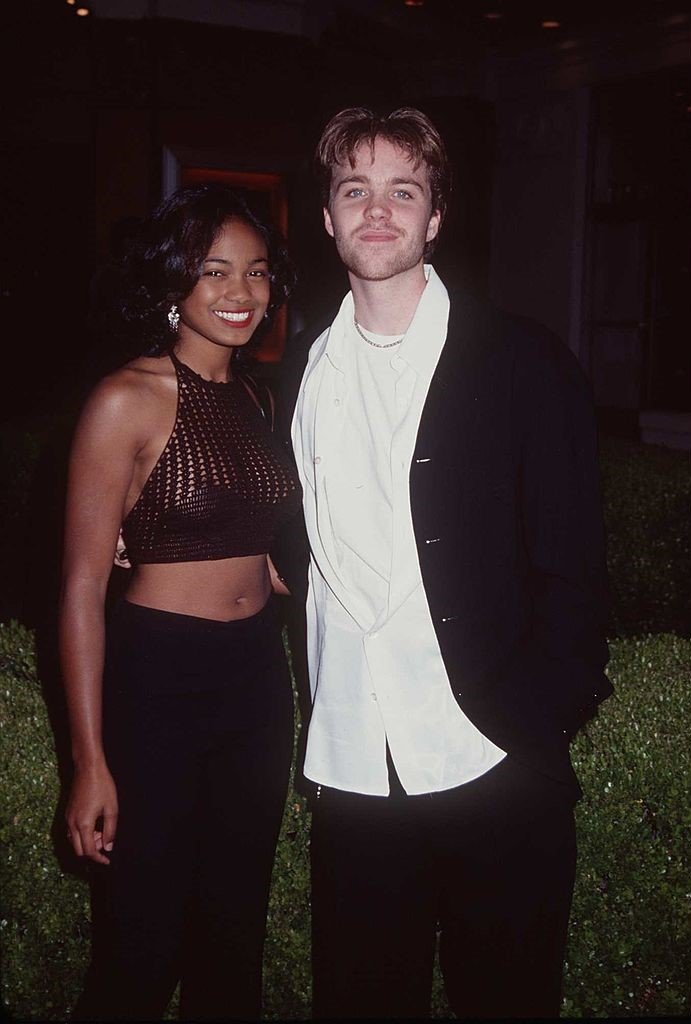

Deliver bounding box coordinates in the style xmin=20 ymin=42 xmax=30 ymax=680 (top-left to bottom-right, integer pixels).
xmin=60 ymin=184 xmax=301 ymax=1020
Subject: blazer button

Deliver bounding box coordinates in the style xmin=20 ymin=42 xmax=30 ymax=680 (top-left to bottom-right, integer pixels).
xmin=425 ymin=537 xmax=441 ymax=545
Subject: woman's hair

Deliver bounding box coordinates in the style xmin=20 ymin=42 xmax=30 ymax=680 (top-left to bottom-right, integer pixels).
xmin=315 ymin=106 xmax=451 ymax=257
xmin=117 ymin=184 xmax=295 ymax=355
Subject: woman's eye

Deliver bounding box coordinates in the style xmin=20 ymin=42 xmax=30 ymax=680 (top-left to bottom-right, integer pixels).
xmin=248 ymin=269 xmax=268 ymax=278
xmin=204 ymin=269 xmax=224 ymax=277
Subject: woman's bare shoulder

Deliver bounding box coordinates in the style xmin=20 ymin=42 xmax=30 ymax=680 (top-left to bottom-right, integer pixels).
xmin=115 ymin=353 xmax=176 ymax=391
xmin=79 ymin=355 xmax=176 ymax=437
xmin=92 ymin=354 xmax=174 ymax=406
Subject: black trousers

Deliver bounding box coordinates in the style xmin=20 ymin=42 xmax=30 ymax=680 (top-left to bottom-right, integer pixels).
xmin=311 ymin=755 xmax=577 ymax=1020
xmin=74 ymin=598 xmax=293 ymax=1022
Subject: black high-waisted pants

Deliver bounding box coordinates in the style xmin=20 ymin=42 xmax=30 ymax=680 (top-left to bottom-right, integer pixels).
xmin=73 ymin=597 xmax=293 ymax=1022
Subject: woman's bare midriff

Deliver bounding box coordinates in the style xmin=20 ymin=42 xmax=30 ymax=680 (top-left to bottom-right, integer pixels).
xmin=124 ymin=554 xmax=272 ymax=621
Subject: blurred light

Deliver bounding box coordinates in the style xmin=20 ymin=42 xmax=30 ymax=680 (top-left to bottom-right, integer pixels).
xmin=484 ymin=11 xmax=502 ymax=19
xmin=66 ymin=0 xmax=77 ymax=5
xmin=541 ymin=19 xmax=560 ymax=29
xmin=404 ymin=0 xmax=424 ymax=6
xmin=75 ymin=5 xmax=91 ymax=14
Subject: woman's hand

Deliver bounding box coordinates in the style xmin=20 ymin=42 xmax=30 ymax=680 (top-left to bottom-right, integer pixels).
xmin=267 ymin=554 xmax=290 ymax=597
xmin=114 ymin=529 xmax=132 ymax=569
xmin=66 ymin=762 xmax=118 ymax=865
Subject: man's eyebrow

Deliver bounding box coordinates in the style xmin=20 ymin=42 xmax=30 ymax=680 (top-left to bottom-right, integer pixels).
xmin=334 ymin=174 xmax=425 ymax=190
xmin=334 ymin=174 xmax=368 ymax=187
xmin=390 ymin=177 xmax=425 ymax=189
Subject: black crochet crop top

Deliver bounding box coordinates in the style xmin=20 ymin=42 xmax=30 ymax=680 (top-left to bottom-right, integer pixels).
xmin=121 ymin=353 xmax=301 ymax=564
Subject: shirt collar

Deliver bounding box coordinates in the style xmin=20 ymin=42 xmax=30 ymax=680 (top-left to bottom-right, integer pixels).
xmin=395 ymin=265 xmax=450 ymax=377
xmin=323 ymin=290 xmax=354 ymax=373
xmin=323 ymin=265 xmax=450 ymax=376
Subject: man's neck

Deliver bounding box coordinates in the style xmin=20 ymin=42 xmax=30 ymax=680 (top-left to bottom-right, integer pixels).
xmin=349 ymin=263 xmax=428 ymax=335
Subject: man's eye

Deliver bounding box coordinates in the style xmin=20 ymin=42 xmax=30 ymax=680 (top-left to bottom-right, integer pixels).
xmin=393 ymin=190 xmax=412 ymax=199
xmin=346 ymin=188 xmax=366 ymax=198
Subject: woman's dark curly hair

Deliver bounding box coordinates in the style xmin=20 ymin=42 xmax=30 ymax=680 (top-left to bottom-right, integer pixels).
xmin=118 ymin=184 xmax=295 ymax=355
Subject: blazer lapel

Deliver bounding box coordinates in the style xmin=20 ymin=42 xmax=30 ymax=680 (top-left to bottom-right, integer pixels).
xmin=412 ymin=291 xmax=492 ymax=461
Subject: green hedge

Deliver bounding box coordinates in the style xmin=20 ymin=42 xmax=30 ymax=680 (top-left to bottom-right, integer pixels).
xmin=2 ymin=623 xmax=690 ymax=1019
xmin=600 ymin=437 xmax=691 ymax=637
xmin=564 ymin=633 xmax=691 ymax=1017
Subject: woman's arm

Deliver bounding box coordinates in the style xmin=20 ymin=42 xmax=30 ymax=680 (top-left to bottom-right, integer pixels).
xmin=60 ymin=374 xmax=143 ymax=864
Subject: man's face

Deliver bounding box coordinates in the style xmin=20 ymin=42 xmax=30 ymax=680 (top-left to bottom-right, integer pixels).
xmin=323 ymin=137 xmax=441 ymax=283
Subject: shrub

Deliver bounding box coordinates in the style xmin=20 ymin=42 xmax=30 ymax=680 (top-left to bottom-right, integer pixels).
xmin=564 ymin=632 xmax=691 ymax=1017
xmin=2 ymin=621 xmax=690 ymax=1019
xmin=0 ymin=418 xmax=73 ymax=627
xmin=263 ymin=792 xmax=312 ymax=1020
xmin=0 ymin=621 xmax=90 ymax=1021
xmin=600 ymin=437 xmax=691 ymax=637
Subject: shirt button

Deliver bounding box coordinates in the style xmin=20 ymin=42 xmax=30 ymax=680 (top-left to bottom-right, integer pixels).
xmin=334 ymin=397 xmax=341 ymax=406
xmin=370 ymin=631 xmax=378 ymax=639
xmin=314 ymin=456 xmax=321 ymax=464
xmin=371 ymin=692 xmax=377 ymax=701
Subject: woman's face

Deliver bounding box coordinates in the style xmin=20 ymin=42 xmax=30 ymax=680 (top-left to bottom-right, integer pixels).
xmin=178 ymin=218 xmax=271 ymax=350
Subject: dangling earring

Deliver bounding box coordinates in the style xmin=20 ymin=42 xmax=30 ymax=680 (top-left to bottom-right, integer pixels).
xmin=167 ymin=304 xmax=180 ymax=331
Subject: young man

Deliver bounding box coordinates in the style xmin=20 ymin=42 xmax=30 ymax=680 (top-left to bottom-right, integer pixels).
xmin=281 ymin=107 xmax=611 ymax=1019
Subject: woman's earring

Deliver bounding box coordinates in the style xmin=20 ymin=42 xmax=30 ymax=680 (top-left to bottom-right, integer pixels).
xmin=167 ymin=304 xmax=180 ymax=331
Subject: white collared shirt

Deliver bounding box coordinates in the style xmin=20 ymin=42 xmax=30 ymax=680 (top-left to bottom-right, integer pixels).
xmin=292 ymin=266 xmax=506 ymax=795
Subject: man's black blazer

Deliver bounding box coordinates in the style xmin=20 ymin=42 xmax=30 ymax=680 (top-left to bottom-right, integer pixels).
xmin=274 ymin=289 xmax=612 ymax=796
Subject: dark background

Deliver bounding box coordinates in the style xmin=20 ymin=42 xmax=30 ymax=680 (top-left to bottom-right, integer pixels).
xmin=2 ymin=0 xmax=690 ymax=428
